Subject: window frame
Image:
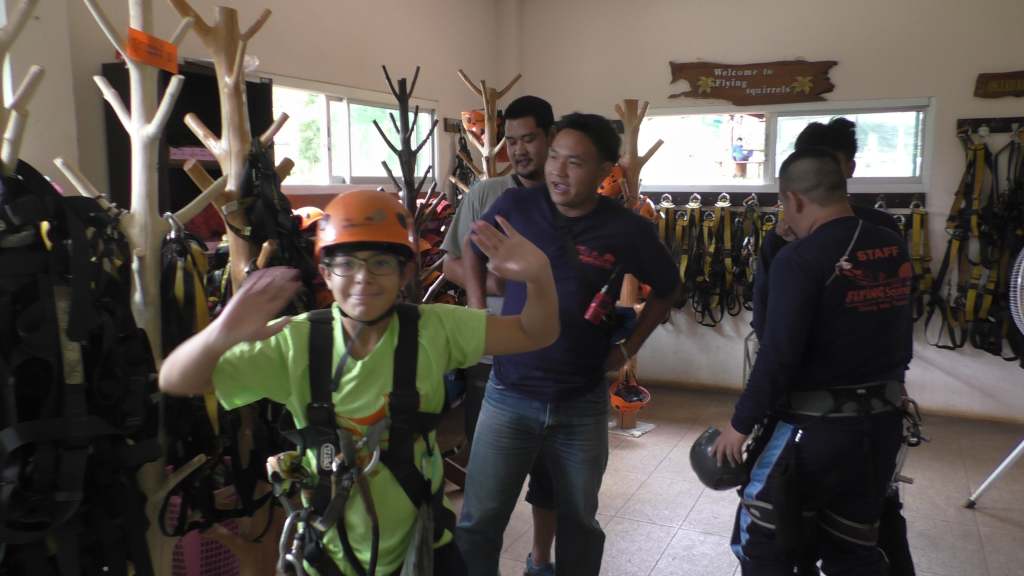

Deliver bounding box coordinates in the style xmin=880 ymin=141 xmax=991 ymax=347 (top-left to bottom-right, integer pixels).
xmin=265 ymin=73 xmax=438 ymax=195
xmin=639 ymin=97 xmax=934 ymax=195
xmin=346 ymin=98 xmax=437 ymax=186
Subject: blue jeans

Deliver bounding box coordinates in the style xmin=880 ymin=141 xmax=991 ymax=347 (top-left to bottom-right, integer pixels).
xmin=456 ymin=375 xmax=609 ymax=576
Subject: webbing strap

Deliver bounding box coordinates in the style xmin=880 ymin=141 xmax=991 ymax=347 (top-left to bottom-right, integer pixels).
xmin=380 ymin=304 xmax=433 ymax=508
xmin=701 ymin=208 xmax=720 ymax=311
xmin=970 ymin=144 xmax=986 ymax=238
xmin=658 ymin=204 xmax=674 ymax=247
xmin=676 ymin=208 xmax=694 ymax=286
xmin=723 ymin=209 xmax=735 ymax=292
xmin=306 ymin=309 xmax=336 ymax=515
xmin=819 ymin=510 xmax=880 ymax=547
xmin=910 ymin=208 xmax=933 ymax=319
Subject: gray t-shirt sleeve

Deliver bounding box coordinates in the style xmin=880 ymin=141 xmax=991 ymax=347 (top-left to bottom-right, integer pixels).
xmin=440 ymin=181 xmax=483 ymax=258
xmin=440 ymin=175 xmax=514 ymax=258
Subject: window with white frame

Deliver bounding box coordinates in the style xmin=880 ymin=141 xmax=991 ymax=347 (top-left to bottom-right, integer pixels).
xmin=638 ymin=100 xmax=930 ymax=192
xmin=775 ymin=110 xmax=924 ymax=179
xmin=271 ymin=85 xmax=436 ymax=188
xmin=640 ymin=113 xmax=767 ymax=186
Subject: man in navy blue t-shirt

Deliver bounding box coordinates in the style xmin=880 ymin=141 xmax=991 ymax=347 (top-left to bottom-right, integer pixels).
xmin=752 ymin=118 xmax=904 ymax=340
xmin=455 ymin=113 xmax=679 ymax=575
xmin=715 ymin=148 xmax=912 ymax=575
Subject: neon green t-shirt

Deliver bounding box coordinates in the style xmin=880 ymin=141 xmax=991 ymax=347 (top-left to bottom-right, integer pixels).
xmin=212 ymin=303 xmax=486 ymax=575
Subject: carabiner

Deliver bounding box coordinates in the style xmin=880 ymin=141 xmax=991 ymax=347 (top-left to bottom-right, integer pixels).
xmin=278 ymin=510 xmax=306 ymax=576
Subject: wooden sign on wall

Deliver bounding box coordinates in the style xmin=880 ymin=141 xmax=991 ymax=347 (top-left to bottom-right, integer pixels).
xmin=974 ymin=71 xmax=1024 ymax=99
xmin=669 ymin=60 xmax=837 ymax=106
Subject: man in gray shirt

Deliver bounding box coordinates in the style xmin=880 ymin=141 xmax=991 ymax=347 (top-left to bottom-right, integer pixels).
xmin=441 ymin=95 xmax=557 ymax=576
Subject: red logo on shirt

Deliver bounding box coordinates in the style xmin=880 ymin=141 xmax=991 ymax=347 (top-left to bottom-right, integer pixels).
xmin=841 ymin=246 xmax=912 ymax=312
xmin=577 ymin=246 xmax=616 ymax=269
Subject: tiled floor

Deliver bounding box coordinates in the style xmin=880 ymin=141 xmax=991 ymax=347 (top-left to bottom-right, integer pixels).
xmin=448 ymin=387 xmax=1024 ymax=576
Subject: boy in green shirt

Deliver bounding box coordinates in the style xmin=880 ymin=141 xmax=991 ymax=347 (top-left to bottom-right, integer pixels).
xmin=160 ymin=189 xmax=559 ymax=575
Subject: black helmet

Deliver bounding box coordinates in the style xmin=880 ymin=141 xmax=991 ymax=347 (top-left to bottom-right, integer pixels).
xmin=690 ymin=426 xmax=748 ymax=490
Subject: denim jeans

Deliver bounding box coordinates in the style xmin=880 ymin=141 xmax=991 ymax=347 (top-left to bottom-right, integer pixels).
xmin=456 ymin=375 xmax=609 ymax=576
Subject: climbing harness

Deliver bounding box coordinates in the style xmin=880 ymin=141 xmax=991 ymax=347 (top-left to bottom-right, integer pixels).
xmin=273 ymin=305 xmax=453 ymax=576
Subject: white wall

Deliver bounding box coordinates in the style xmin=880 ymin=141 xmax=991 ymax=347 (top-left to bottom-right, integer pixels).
xmin=66 ymin=0 xmax=504 ymax=193
xmin=518 ymin=0 xmax=1024 ymax=422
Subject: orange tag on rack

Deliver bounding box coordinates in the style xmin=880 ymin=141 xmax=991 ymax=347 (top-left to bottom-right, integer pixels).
xmin=124 ymin=28 xmax=178 ymax=74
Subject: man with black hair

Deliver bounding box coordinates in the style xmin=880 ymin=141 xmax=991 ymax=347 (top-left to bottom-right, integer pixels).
xmin=715 ymin=149 xmax=913 ymax=575
xmin=441 ymin=95 xmax=561 ymax=575
xmin=455 ymin=113 xmax=679 ymax=575
xmin=752 ymin=118 xmax=916 ymax=575
xmin=753 ymin=118 xmax=903 ymax=336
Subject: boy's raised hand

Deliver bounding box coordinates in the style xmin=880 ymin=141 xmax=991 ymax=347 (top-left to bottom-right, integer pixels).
xmin=470 ymin=216 xmax=551 ymax=284
xmin=212 ymin=266 xmax=302 ymax=348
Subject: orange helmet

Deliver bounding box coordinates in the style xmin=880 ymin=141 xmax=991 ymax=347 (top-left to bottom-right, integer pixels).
xmin=638 ymin=196 xmax=659 ymax=222
xmin=315 ymin=190 xmax=416 ymax=261
xmin=293 ymin=206 xmax=325 ymax=232
xmin=462 ymin=110 xmax=509 ymax=163
xmin=609 ymin=367 xmax=652 ymax=413
xmin=461 ymin=110 xmax=486 ymax=141
xmin=598 ymin=165 xmax=624 ymax=198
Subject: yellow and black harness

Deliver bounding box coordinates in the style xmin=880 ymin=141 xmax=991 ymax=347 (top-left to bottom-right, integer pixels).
xmin=274 ymin=305 xmax=453 ymax=576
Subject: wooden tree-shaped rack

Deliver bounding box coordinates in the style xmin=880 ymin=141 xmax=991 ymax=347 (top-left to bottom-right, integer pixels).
xmin=372 ymin=65 xmax=440 ymax=301
xmin=50 ymin=2 xmax=230 ymax=574
xmin=615 ymin=99 xmax=664 ymax=307
xmin=456 ymin=69 xmax=520 ymax=180
xmin=55 ymin=0 xmax=210 ymax=366
xmin=373 ymin=65 xmax=438 ymax=215
xmin=168 ymin=0 xmax=290 ymax=293
xmin=0 ymin=0 xmax=44 ymax=178
xmin=165 ymin=3 xmax=296 ymax=573
xmin=616 ymin=99 xmax=663 ymax=213
xmin=612 ymin=100 xmax=665 ymax=431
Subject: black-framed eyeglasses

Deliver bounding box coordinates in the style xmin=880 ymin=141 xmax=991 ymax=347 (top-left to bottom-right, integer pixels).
xmin=325 ymin=254 xmax=402 ymax=277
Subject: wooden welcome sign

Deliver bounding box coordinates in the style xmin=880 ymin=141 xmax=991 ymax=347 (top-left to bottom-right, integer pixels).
xmin=669 ymin=60 xmax=837 ymax=106
xmin=974 ymin=71 xmax=1024 ymax=99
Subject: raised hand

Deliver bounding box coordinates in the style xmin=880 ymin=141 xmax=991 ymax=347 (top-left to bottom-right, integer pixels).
xmin=212 ymin=266 xmax=301 ymax=348
xmin=470 ymin=216 xmax=551 ymax=284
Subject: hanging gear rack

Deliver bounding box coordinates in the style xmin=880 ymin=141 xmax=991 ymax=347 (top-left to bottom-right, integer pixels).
xmin=1 ymin=160 xmax=161 ymax=575
xmin=926 ymin=120 xmax=1024 ymax=365
xmin=645 ymin=191 xmax=930 ymax=328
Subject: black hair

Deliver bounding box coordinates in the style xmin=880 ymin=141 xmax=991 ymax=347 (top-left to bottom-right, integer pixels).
xmin=551 ymin=113 xmax=621 ymax=164
xmin=504 ymin=95 xmax=555 ymax=134
xmin=794 ymin=117 xmax=858 ymax=162
xmin=778 ymin=147 xmax=847 ymax=205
